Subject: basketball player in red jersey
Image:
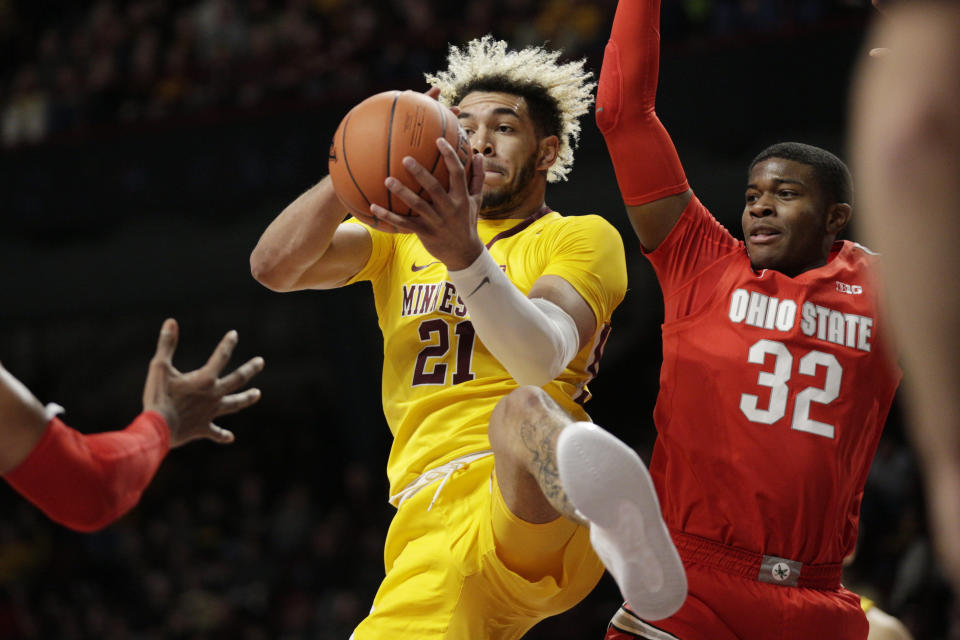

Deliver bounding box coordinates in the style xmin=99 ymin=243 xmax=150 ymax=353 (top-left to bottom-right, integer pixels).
xmin=1 ymin=318 xmax=263 ymax=532
xmin=574 ymin=0 xmax=901 ymax=637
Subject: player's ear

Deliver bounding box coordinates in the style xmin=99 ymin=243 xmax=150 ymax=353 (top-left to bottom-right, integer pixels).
xmin=536 ymin=135 xmax=560 ymax=171
xmin=825 ymin=202 xmax=852 ymax=235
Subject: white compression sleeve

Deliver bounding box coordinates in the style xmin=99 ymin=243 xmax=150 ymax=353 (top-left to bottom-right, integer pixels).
xmin=447 ymin=248 xmax=580 ymax=387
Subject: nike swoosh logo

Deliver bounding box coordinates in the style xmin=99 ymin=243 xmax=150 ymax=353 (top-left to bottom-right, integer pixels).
xmin=468 ymin=276 xmax=490 ymax=297
xmin=411 ymin=260 xmax=440 ymax=272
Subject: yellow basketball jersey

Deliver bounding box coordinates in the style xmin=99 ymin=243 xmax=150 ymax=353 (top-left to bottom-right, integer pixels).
xmin=345 ymin=209 xmax=627 ymax=496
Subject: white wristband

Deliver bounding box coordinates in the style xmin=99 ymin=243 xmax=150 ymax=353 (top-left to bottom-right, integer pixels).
xmin=447 ymin=248 xmax=580 ymax=386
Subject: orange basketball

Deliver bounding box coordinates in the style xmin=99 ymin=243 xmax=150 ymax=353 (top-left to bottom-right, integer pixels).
xmin=328 ymin=90 xmax=472 ymax=232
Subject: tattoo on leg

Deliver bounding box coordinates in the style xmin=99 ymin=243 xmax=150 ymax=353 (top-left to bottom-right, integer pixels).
xmin=519 ymin=416 xmax=583 ymax=524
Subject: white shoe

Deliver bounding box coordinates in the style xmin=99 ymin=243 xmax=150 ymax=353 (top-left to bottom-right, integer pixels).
xmin=557 ymin=422 xmax=687 ymax=621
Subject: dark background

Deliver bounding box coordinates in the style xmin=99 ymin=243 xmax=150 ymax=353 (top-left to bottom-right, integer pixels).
xmin=0 ymin=0 xmax=954 ymax=637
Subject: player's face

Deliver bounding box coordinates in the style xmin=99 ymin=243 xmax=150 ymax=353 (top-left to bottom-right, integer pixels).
xmin=457 ymin=91 xmax=543 ymax=217
xmin=741 ymin=158 xmax=835 ymax=277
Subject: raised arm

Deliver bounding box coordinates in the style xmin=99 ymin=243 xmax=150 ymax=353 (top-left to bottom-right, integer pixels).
xmin=250 ymin=176 xmax=373 ymax=291
xmin=597 ymin=0 xmax=692 ymax=251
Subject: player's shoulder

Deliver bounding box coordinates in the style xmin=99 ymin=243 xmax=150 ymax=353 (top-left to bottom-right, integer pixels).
xmin=344 ymin=216 xmax=395 ymax=245
xmin=833 ymin=240 xmax=883 ymax=277
xmin=842 ymin=240 xmax=882 ymax=262
xmin=540 ymin=211 xmax=623 ymax=240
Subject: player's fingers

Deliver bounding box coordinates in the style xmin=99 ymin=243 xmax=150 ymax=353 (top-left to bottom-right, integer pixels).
xmin=216 ymin=356 xmax=265 ymax=395
xmin=143 ymin=320 xmax=178 ymax=409
xmin=216 ymin=388 xmax=262 ymax=416
xmin=203 ymin=330 xmax=238 ymax=375
xmin=468 ymin=153 xmax=484 ymax=197
xmin=153 ymin=318 xmax=179 ymax=364
xmin=369 ymin=204 xmax=427 ymax=233
xmin=436 ymin=138 xmax=469 ymax=199
xmin=205 ymin=423 xmax=235 ymax=444
xmin=400 ymin=156 xmax=451 ymax=211
xmin=424 ymin=86 xmax=441 ymax=100
xmin=383 ymin=174 xmax=444 ymax=221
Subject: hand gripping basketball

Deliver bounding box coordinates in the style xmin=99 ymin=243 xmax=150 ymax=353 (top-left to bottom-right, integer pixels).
xmin=328 ymin=90 xmax=472 ymax=233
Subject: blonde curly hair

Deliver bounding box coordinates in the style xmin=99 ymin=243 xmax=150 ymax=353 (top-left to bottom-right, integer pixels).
xmin=425 ymin=35 xmax=595 ymax=183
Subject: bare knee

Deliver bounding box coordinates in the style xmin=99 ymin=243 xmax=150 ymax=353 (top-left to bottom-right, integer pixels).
xmin=489 ymin=386 xmax=578 ymax=523
xmin=489 ymin=386 xmax=559 ymax=460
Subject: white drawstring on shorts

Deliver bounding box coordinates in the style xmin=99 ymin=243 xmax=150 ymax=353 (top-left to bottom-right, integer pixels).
xmin=389 ymin=450 xmax=493 ymax=511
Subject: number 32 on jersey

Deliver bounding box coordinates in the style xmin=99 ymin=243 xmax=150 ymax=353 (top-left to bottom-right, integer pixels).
xmin=739 ymin=339 xmax=842 ymax=439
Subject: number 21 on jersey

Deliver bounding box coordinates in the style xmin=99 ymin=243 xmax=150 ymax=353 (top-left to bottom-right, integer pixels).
xmin=412 ymin=319 xmax=476 ymax=386
xmin=739 ymin=339 xmax=842 ymax=439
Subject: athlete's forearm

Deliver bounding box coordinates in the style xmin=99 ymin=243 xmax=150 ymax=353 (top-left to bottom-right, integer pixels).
xmin=4 ymin=412 xmax=170 ymax=532
xmin=250 ymin=176 xmax=349 ymax=291
xmin=598 ymin=0 xmax=687 ymax=206
xmin=448 ymin=249 xmax=579 ymax=387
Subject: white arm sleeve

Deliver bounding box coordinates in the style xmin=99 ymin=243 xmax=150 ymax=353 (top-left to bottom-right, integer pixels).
xmin=447 ymin=248 xmax=580 ymax=387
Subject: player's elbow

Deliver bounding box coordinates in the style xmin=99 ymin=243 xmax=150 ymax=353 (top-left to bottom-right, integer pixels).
xmin=249 ymin=250 xmax=296 ymax=292
xmin=508 ymin=361 xmax=565 ymax=388
xmin=509 ymin=370 xmax=552 ymax=389
xmin=503 ymin=340 xmax=570 ymax=388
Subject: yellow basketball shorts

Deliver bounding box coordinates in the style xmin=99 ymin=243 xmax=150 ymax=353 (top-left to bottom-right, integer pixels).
xmin=351 ymin=455 xmax=604 ymax=639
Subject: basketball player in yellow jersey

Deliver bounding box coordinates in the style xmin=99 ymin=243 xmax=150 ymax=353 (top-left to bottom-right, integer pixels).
xmin=251 ymin=36 xmax=686 ymax=638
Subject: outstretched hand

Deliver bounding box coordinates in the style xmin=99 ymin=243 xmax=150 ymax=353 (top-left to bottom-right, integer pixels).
xmin=370 ymin=139 xmax=486 ymax=271
xmin=142 ymin=319 xmax=264 ymax=448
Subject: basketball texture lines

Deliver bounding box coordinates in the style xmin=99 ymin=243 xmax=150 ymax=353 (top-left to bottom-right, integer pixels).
xmin=329 ymin=90 xmax=471 ymax=232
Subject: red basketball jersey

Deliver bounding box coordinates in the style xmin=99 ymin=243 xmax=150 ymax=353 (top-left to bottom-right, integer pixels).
xmin=645 ymin=196 xmax=900 ymax=565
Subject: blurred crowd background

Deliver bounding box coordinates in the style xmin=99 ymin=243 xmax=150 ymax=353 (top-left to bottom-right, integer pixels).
xmin=0 ymin=0 xmax=878 ymax=147
xmin=0 ymin=0 xmax=956 ymax=638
